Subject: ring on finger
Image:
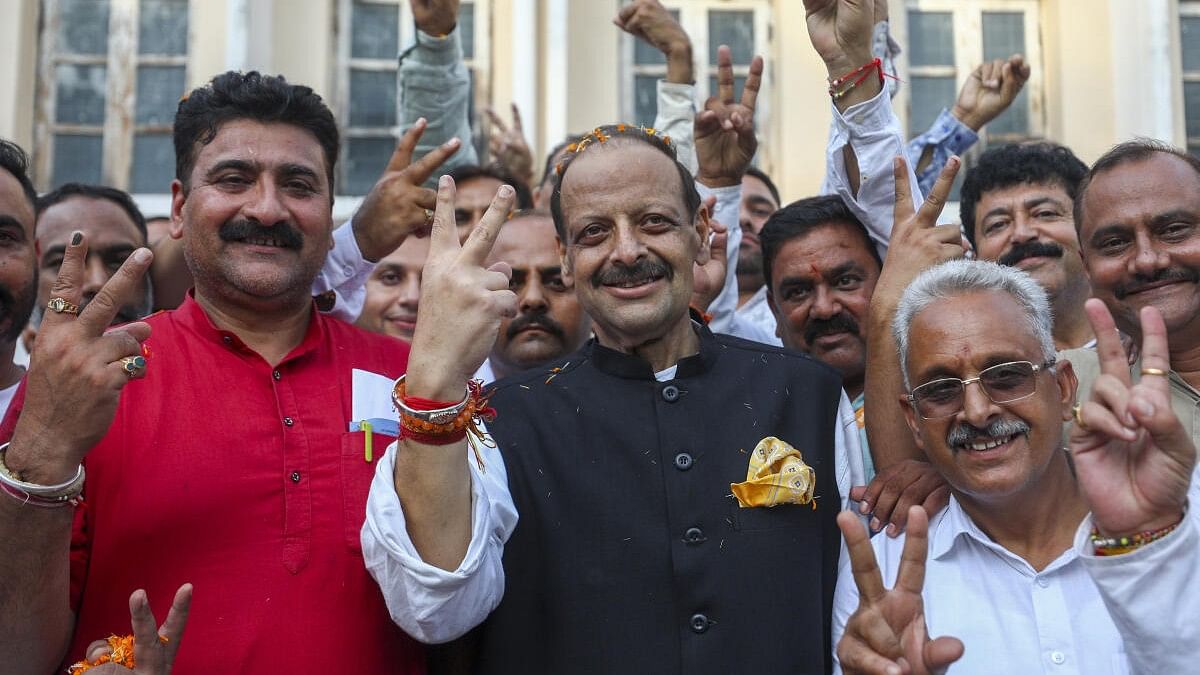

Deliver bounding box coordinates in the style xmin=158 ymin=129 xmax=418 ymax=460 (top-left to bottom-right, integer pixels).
xmin=47 ymin=297 xmax=80 ymax=316
xmin=1071 ymin=402 xmax=1088 ymax=430
xmin=423 ymin=208 xmax=434 ymax=224
xmin=1140 ymin=367 xmax=1168 ymax=377
xmin=119 ymin=355 xmax=147 ymax=378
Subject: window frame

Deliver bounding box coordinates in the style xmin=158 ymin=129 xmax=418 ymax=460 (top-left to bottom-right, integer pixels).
xmin=1182 ymin=0 xmax=1200 ymax=156
xmin=334 ymin=0 xmax=491 ymax=198
xmin=900 ymin=0 xmax=1045 ymax=144
xmin=34 ymin=0 xmax=190 ymax=193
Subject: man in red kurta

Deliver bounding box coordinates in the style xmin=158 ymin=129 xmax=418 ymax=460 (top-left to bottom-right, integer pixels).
xmin=0 ymin=70 xmax=447 ymax=673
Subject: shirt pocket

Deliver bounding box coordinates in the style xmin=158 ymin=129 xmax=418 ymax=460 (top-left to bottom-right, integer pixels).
xmin=730 ymin=499 xmax=820 ymax=532
xmin=341 ymin=430 xmax=395 ymax=552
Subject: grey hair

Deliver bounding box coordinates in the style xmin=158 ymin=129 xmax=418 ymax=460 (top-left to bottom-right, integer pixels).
xmin=893 ymin=259 xmax=1055 ymax=390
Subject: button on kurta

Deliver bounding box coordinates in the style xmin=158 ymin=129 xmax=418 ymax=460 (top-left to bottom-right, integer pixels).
xmin=673 ymin=452 xmax=693 ymax=470
xmin=273 ymin=370 xmax=282 ymax=381
xmin=1049 ymin=651 xmax=1065 ymax=665
xmin=689 ymin=613 xmax=709 ymax=633
xmin=283 ymin=416 xmax=294 ymax=427
xmin=290 ymin=471 xmax=301 ymax=483
xmin=661 ymin=384 xmax=680 ymax=402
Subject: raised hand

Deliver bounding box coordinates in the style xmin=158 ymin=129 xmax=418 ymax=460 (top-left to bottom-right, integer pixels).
xmin=404 ymin=177 xmax=518 ymax=401
xmin=694 ymin=45 xmax=762 ymax=187
xmin=76 ymin=585 xmax=192 ymax=674
xmin=850 ymin=460 xmax=950 ymax=537
xmin=1068 ymin=300 xmax=1194 ymax=537
xmin=836 ymin=507 xmax=963 ymax=675
xmin=690 ymin=196 xmax=726 ymax=311
xmin=5 ymin=234 xmax=153 ymax=484
xmin=411 ymin=0 xmax=460 ymax=36
xmin=874 ymin=156 xmax=964 ymax=303
xmin=485 ymin=104 xmax=534 ymax=187
xmin=952 ymin=55 xmax=1030 ymax=132
xmin=804 ymin=0 xmax=875 ymax=87
xmin=614 ymin=0 xmax=694 ymax=84
xmin=353 ymin=119 xmax=462 ymax=261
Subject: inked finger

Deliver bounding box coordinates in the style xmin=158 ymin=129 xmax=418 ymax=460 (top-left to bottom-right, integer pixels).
xmin=916 ymin=156 xmax=960 ymax=225
xmin=461 ymin=184 xmax=516 ymax=266
xmin=839 ymin=510 xmax=886 ymax=603
xmin=894 ymin=506 xmax=929 ymax=595
xmin=1084 ymin=298 xmax=1132 ymax=386
xmin=716 ymin=45 xmax=735 ymax=103
xmin=77 ymin=248 xmax=153 ymax=335
xmin=385 ymin=118 xmax=427 ymax=173
xmin=741 ymin=55 xmax=764 ymax=110
xmin=45 ymin=231 xmax=89 ymax=324
xmin=407 ymin=138 xmax=463 ymax=186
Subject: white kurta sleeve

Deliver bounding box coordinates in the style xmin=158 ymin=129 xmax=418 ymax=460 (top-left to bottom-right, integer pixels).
xmin=653 ymin=80 xmax=697 ymax=176
xmin=312 ymin=219 xmax=372 ymax=323
xmin=821 ymin=87 xmax=921 ymax=261
xmin=361 ymin=430 xmax=518 ymax=644
xmin=833 ymin=389 xmax=867 ymax=511
xmin=696 ymin=182 xmax=743 ymax=335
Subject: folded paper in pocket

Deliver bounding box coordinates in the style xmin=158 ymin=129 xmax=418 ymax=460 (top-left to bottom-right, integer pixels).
xmin=730 ymin=436 xmax=816 ymax=509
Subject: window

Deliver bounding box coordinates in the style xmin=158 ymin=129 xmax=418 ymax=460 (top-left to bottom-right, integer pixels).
xmin=337 ymin=0 xmax=491 ymax=196
xmin=35 ymin=0 xmax=190 ymax=193
xmin=621 ymin=1 xmax=771 ymax=138
xmin=1183 ymin=1 xmax=1200 ymax=157
xmin=903 ymin=0 xmax=1043 ymax=144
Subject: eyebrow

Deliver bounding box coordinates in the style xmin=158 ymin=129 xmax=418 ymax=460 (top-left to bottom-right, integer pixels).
xmin=914 ymin=353 xmax=1036 ymax=382
xmin=744 ymin=194 xmax=776 ymax=208
xmin=981 ymin=195 xmax=1068 ymax=222
xmin=1149 ymin=209 xmax=1199 ymax=229
xmin=0 ymin=215 xmax=26 ymax=233
xmin=824 ymin=261 xmax=863 ymax=280
xmin=205 ymin=159 xmax=320 ymax=182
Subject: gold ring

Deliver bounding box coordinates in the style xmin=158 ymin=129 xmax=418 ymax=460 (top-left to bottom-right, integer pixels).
xmin=47 ymin=297 xmax=80 ymax=316
xmin=1072 ymin=402 xmax=1087 ymax=430
xmin=119 ymin=355 xmax=147 ymax=378
xmin=1140 ymin=367 xmax=1168 ymax=377
xmin=423 ymin=208 xmax=434 ymax=223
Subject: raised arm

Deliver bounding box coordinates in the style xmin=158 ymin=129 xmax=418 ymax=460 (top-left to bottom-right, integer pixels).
xmin=0 ymin=235 xmax=153 ymax=671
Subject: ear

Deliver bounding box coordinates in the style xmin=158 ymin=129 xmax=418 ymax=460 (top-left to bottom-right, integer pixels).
xmin=766 ymin=290 xmax=784 ymax=338
xmin=692 ymin=201 xmax=712 ymax=265
xmin=899 ymin=391 xmax=927 ymax=453
xmin=557 ymin=235 xmax=573 ymax=287
xmin=169 ymin=179 xmax=187 ymax=240
xmin=1055 ymin=359 xmax=1079 ymax=422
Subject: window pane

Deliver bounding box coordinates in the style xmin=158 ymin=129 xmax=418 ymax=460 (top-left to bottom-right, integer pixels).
xmin=351 ymin=1 xmax=398 ymax=59
xmin=136 ymin=66 xmax=186 ymax=125
xmin=708 ymin=74 xmax=747 ymax=103
xmin=1184 ymin=17 xmax=1200 ymax=73
xmin=349 ymin=69 xmax=397 ymax=127
xmin=909 ymin=76 xmax=956 ymax=138
xmin=52 ymin=135 xmax=103 ymax=185
xmin=988 ymin=87 xmax=1030 ymax=137
xmin=634 ymin=74 xmax=657 ymax=126
xmin=344 ymin=137 xmax=395 ymax=195
xmin=982 ymin=12 xmax=1024 ymax=61
xmin=907 ymin=11 xmax=953 ymax=67
xmin=1190 ymin=143 xmax=1200 ymax=160
xmin=708 ymin=10 xmax=754 ymax=65
xmin=139 ymin=0 xmax=188 ymax=55
xmin=460 ymin=2 xmax=475 ymax=60
xmin=59 ymin=0 xmax=110 ymax=55
xmin=55 ymin=64 xmax=107 ymax=125
xmin=130 ymin=134 xmax=175 ymax=193
xmin=1186 ymin=82 xmax=1200 ymax=139
xmin=634 ymin=9 xmax=680 ymax=65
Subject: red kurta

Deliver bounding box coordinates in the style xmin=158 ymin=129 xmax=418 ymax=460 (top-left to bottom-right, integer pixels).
xmin=4 ymin=294 xmax=423 ymax=674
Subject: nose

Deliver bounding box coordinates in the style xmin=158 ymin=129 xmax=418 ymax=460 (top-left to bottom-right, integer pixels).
xmin=1010 ymin=212 xmax=1037 ymax=243
xmin=959 ymin=378 xmax=1000 ymax=429
xmin=519 ymin=276 xmax=548 ymax=314
xmin=610 ymin=223 xmax=646 ymax=267
xmin=397 ymin=274 xmax=420 ymax=310
xmin=241 ymin=179 xmax=289 ymax=226
xmin=810 ymin=285 xmax=840 ymax=319
xmin=81 ymin=255 xmax=109 ymax=300
xmin=1129 ymin=229 xmax=1167 ymax=278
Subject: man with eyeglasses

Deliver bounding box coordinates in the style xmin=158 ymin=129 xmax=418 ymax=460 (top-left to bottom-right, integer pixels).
xmin=832 ymin=259 xmax=1200 ymax=673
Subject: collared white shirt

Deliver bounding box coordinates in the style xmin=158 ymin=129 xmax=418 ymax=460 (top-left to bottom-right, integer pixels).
xmin=832 ymin=486 xmax=1200 ymax=674
xmin=730 ymin=286 xmax=782 ymax=346
xmin=363 ymin=370 xmax=864 ymax=644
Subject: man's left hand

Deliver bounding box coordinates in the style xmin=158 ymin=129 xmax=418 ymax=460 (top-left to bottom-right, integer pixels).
xmin=695 ymin=45 xmax=762 ymax=188
xmin=850 ymin=460 xmax=950 ymax=537
xmin=690 ymin=196 xmax=725 ymax=311
xmin=485 ymin=104 xmax=534 ymax=187
xmin=411 ymin=0 xmax=459 ymax=36
xmin=78 ymin=584 xmax=192 ymax=674
xmin=951 ymin=55 xmax=1030 ymax=132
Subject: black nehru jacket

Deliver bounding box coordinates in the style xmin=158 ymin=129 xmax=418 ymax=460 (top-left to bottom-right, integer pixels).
xmin=475 ymin=323 xmax=843 ymax=674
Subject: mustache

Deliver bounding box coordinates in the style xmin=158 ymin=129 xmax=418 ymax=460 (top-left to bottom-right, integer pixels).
xmin=506 ymin=311 xmax=566 ymax=341
xmin=804 ymin=312 xmax=861 ymax=346
xmin=590 ymin=258 xmax=671 ymax=288
xmin=218 ymin=219 xmax=303 ymax=250
xmin=1114 ymin=266 xmax=1199 ymax=300
xmin=998 ymin=240 xmax=1063 ymax=267
xmin=947 ymin=418 xmax=1031 ymax=448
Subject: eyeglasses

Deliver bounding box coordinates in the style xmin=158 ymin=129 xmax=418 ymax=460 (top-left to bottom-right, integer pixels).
xmin=907 ymin=359 xmax=1056 ymax=420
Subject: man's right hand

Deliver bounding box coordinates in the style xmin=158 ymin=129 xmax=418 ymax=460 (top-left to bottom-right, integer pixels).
xmin=6 ymin=234 xmax=153 ymax=484
xmin=405 ymin=176 xmax=518 ymax=401
xmin=411 ymin=0 xmax=460 ymax=36
xmin=79 ymin=584 xmax=192 ymax=674
xmin=836 ymin=507 xmax=964 ymax=675
xmin=614 ymin=0 xmax=694 ymax=84
xmin=952 ymin=55 xmax=1030 ymax=132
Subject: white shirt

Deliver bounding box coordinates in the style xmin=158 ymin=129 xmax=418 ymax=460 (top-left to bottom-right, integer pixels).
xmin=832 ymin=482 xmax=1200 ymax=675
xmin=363 ymin=368 xmax=865 ymax=644
xmin=731 ymin=286 xmax=782 ymax=346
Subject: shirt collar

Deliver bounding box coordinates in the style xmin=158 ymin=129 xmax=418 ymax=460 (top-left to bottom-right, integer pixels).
xmin=173 ymin=291 xmax=326 ymax=364
xmin=930 ymin=495 xmax=1080 ymax=575
xmin=588 ymin=314 xmax=719 ymax=381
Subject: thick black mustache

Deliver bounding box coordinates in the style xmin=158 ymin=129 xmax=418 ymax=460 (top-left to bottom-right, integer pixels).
xmin=506 ymin=311 xmax=566 ymax=341
xmin=219 ymin=219 xmax=303 ymax=250
xmin=804 ymin=312 xmax=861 ymax=346
xmin=998 ymin=240 xmax=1063 ymax=267
xmin=1114 ymin=266 xmax=1199 ymax=300
xmin=590 ymin=258 xmax=671 ymax=289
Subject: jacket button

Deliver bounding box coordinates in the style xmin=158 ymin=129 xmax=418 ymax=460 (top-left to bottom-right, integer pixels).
xmin=673 ymin=452 xmax=693 ymax=471
xmin=689 ymin=613 xmax=709 ymax=633
xmin=684 ymin=527 xmax=705 ymax=544
xmin=661 ymin=384 xmax=680 ymax=402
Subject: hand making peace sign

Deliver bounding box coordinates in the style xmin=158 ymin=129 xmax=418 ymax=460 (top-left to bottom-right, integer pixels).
xmin=1068 ymin=299 xmax=1194 ymax=538
xmin=694 ymin=45 xmax=763 ymax=187
xmin=76 ymin=585 xmax=193 ymax=675
xmin=7 ymin=233 xmax=153 ymax=485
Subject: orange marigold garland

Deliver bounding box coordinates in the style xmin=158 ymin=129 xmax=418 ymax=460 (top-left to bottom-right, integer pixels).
xmin=67 ymin=634 xmax=168 ymax=673
xmin=555 ymin=124 xmax=676 ymax=175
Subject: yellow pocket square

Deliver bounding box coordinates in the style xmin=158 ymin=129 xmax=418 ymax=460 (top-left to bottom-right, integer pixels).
xmin=730 ymin=436 xmax=817 ymax=509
